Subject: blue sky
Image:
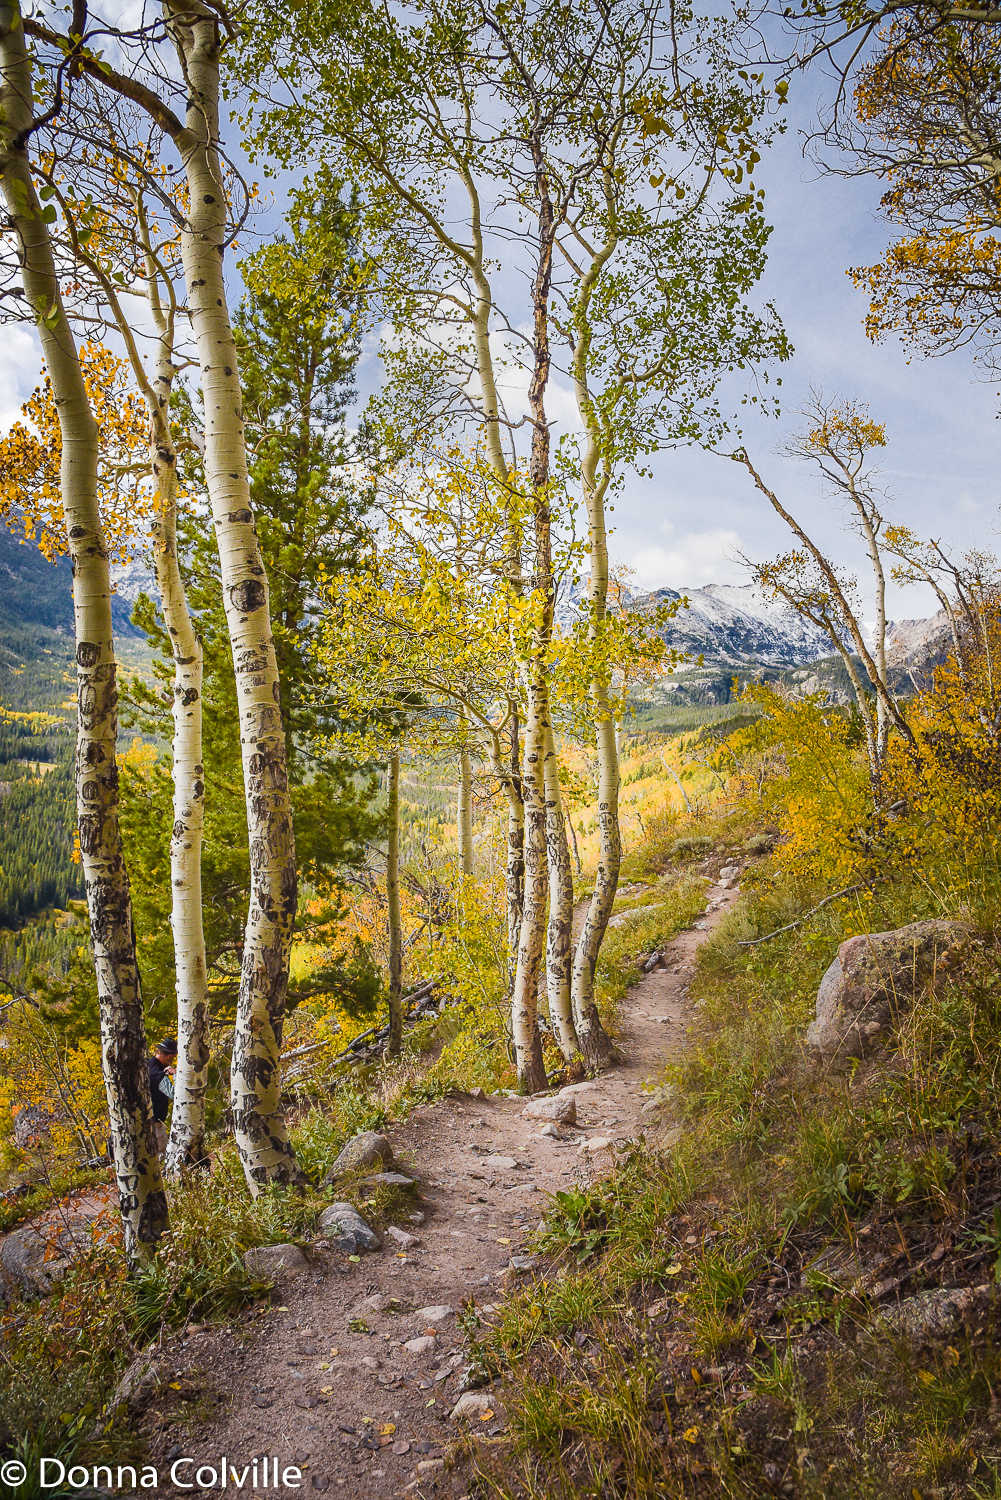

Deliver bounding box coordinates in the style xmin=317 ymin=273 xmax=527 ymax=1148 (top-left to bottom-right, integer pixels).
xmin=604 ymin=87 xmax=999 ymax=620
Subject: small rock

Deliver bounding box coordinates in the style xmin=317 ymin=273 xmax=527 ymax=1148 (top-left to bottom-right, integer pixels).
xmin=360 ymin=1293 xmax=394 ymax=1313
xmin=538 ymin=1123 xmax=560 ymax=1138
xmin=521 ymin=1095 xmax=577 ymax=1125
xmin=404 ymin=1335 xmax=437 ymax=1355
xmin=360 ymin=1355 xmax=382 ymax=1369
xmin=482 ymin=1155 xmax=517 ymax=1169
xmin=417 ymin=1460 xmax=445 ymax=1475
xmin=321 ymin=1130 xmax=393 ymax=1185
xmin=469 ymin=1087 xmax=486 ymax=1100
xmin=577 ymin=1136 xmax=612 ymax=1156
xmin=243 ymin=1244 xmax=310 ymax=1279
xmin=414 ymin=1304 xmax=451 ymax=1322
xmin=408 ymin=1212 xmax=425 ymax=1225
xmin=509 ymin=1255 xmax=537 ymax=1273
xmin=392 ymin=1440 xmax=411 ymax=1456
xmin=318 ymin=1203 xmax=381 ymax=1254
xmin=386 ymin=1225 xmax=421 ymax=1251
xmin=450 ymin=1389 xmax=506 ymax=1424
xmin=559 ymin=1081 xmax=596 ymax=1095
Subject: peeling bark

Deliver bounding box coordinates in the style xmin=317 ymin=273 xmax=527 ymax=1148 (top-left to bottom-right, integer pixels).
xmin=0 ymin=1 xmax=167 ymax=1261
xmin=165 ymin=1 xmax=304 ymax=1189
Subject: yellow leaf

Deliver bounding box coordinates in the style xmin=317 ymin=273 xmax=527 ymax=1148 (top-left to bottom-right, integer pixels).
xmin=496 ymin=1238 xmax=511 ymax=1246
xmin=682 ymin=1427 xmax=699 ymax=1444
xmin=169 ymin=1383 xmax=181 ymax=1391
xmin=479 ymin=1410 xmax=495 ymax=1422
xmin=691 ymin=1368 xmax=702 ymax=1385
xmin=917 ymin=1370 xmax=935 ymax=1386
xmin=379 ymin=1424 xmax=396 ymax=1436
xmin=320 ymin=1387 xmax=333 ymax=1394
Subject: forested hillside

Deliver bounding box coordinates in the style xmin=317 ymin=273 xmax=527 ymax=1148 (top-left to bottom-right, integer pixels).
xmin=1 ymin=0 xmax=1001 ymax=1496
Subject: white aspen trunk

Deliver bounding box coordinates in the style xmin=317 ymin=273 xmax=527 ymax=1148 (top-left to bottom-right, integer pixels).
xmin=851 ymin=481 xmax=891 ymax=766
xmin=511 ymin=677 xmax=549 ymax=1092
xmin=115 ymin=222 xmax=210 ymax=1174
xmin=166 ymin=1 xmax=304 ymax=1189
xmin=568 ymin=218 xmax=619 ymax=1071
xmin=543 ymin=725 xmax=580 ymax=1065
xmin=386 ymin=752 xmax=403 ymax=1056
xmin=457 ymin=743 xmax=474 ymax=876
xmin=156 ymin=458 xmax=210 ymax=1172
xmin=510 ymin=142 xmax=557 ymax=1096
xmin=0 ymin=1 xmax=168 ymax=1261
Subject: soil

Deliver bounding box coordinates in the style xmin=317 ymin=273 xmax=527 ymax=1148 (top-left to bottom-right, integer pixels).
xmin=64 ymin=872 xmax=741 ymax=1498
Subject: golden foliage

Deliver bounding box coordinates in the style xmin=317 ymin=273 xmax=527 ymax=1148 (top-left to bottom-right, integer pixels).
xmin=0 ymin=342 xmax=150 ymax=565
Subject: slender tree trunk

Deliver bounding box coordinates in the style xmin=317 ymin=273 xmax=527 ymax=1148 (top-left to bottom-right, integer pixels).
xmin=457 ymin=743 xmax=474 ymax=876
xmin=156 ymin=462 xmax=210 ymax=1171
xmin=0 ymin=1 xmax=167 ymax=1261
xmin=505 ymin=707 xmax=525 ymax=980
xmin=119 ymin=219 xmax=210 ymax=1174
xmin=511 ymin=685 xmax=549 ymax=1092
xmin=166 ymin=1 xmax=304 ymax=1189
xmin=569 ymin=225 xmax=619 ymax=1071
xmin=510 ymin=136 xmax=557 ymax=1095
xmin=543 ymin=725 xmax=580 ymax=1064
xmin=386 ymin=752 xmax=403 ymax=1057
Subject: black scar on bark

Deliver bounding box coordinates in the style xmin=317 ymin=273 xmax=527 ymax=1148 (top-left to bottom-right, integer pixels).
xmin=69 ymin=525 xmax=87 ymax=540
xmin=229 ymin=579 xmax=266 ymax=613
xmin=181 ymin=687 xmax=199 ymax=705
xmin=77 ymin=641 xmax=100 ymax=667
xmin=226 ymin=509 xmax=253 ymax=524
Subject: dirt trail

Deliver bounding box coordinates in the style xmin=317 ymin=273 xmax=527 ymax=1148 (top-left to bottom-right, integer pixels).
xmin=126 ymin=877 xmax=741 ymax=1498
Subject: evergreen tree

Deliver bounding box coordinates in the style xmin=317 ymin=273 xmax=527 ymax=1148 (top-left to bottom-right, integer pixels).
xmin=122 ymin=187 xmax=383 ymax=1035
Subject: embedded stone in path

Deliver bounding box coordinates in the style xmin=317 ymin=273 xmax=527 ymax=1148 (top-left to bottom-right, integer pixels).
xmin=317 ymin=1202 xmax=380 ymax=1253
xmin=386 ymin=1225 xmax=421 ymax=1250
xmin=243 ymin=1244 xmax=310 ymax=1279
xmin=321 ymin=1130 xmax=393 ymax=1184
xmin=578 ymin=1136 xmax=612 ymax=1157
xmin=414 ymin=1304 xmax=451 ymax=1322
xmin=450 ymin=1389 xmax=507 ymax=1425
xmin=521 ymin=1095 xmax=577 ymax=1124
xmin=404 ymin=1334 xmax=437 ymax=1355
xmin=482 ymin=1154 xmax=517 ymax=1169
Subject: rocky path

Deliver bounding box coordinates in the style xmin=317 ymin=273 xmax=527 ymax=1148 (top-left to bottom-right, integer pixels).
xmin=125 ymin=876 xmax=741 ymax=1499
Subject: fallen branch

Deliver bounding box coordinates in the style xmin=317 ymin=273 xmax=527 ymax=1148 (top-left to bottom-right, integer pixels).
xmin=736 ymin=884 xmax=869 ymax=947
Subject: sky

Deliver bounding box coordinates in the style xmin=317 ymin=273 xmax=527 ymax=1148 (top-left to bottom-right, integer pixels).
xmin=2 ymin=32 xmax=996 ymax=628
xmin=604 ymin=93 xmax=1000 ymax=621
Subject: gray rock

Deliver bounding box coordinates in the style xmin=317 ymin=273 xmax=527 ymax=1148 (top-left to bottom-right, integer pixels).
xmin=0 ymin=1220 xmax=94 ymax=1298
xmin=806 ymin=920 xmax=978 ymax=1060
xmin=12 ymin=1104 xmax=54 ymax=1150
xmin=879 ymin=1284 xmax=994 ymax=1342
xmin=317 ymin=1203 xmax=380 ymax=1254
xmin=321 ymin=1131 xmax=393 ymax=1184
xmin=386 ymin=1225 xmax=421 ymax=1251
xmin=509 ymin=1255 xmax=537 ymax=1273
xmin=803 ymin=1243 xmax=894 ymax=1293
xmin=521 ymin=1095 xmax=577 ymax=1125
xmin=404 ymin=1335 xmax=437 ymax=1355
xmin=360 ymin=1171 xmax=416 ymax=1192
xmin=243 ymin=1244 xmax=310 ymax=1279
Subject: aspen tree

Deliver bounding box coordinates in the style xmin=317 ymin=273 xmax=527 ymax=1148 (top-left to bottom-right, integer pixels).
xmin=0 ymin=0 xmax=167 ymax=1260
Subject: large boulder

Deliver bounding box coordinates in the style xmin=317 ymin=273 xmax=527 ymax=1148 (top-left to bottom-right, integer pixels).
xmin=521 ymin=1095 xmax=577 ymax=1125
xmin=320 ymin=1131 xmax=393 ymax=1185
xmin=0 ymin=1221 xmax=90 ymax=1299
xmin=806 ymin=920 xmax=977 ymax=1061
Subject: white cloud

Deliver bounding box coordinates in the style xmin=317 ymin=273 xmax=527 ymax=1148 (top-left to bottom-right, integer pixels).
xmin=628 ymin=526 xmax=745 ymax=590
xmin=0 ymin=325 xmax=43 ymax=431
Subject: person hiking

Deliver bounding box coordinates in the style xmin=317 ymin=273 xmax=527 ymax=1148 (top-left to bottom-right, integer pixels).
xmin=148 ymin=1037 xmax=177 ymax=1156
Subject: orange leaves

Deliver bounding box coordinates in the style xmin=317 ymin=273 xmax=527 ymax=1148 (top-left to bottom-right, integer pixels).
xmin=0 ymin=342 xmax=150 ymax=565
